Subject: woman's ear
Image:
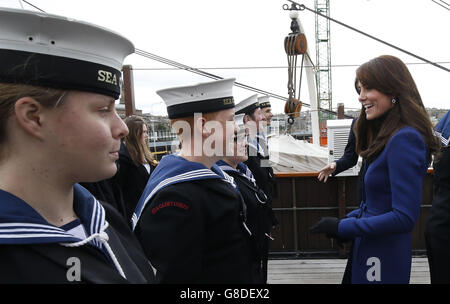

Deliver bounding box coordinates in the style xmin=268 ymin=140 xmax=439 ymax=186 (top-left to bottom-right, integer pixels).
xmin=14 ymin=97 xmax=46 ymax=140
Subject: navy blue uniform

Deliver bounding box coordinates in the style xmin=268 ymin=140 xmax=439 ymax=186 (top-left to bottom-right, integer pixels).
xmin=244 ymin=134 xmax=277 ymax=283
xmin=133 ymin=154 xmax=253 ymax=284
xmin=0 ymin=184 xmax=156 ymax=283
xmin=425 ymin=110 xmax=450 ymax=283
xmin=217 ymin=160 xmax=268 ymax=283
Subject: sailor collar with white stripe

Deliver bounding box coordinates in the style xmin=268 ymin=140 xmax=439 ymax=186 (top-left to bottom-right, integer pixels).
xmin=0 ymin=184 xmax=106 ymax=245
xmin=216 ymin=160 xmax=256 ymax=185
xmin=132 ymin=154 xmax=237 ymax=230
xmin=434 ymin=110 xmax=450 ymax=146
xmin=247 ymin=133 xmax=269 ymax=158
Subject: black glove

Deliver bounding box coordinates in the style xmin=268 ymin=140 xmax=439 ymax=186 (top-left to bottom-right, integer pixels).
xmin=309 ymin=217 xmax=340 ymax=239
xmin=336 ymin=237 xmax=351 ymax=249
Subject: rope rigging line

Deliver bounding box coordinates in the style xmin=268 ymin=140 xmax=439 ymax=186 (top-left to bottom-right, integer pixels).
xmin=20 ymin=0 xmax=46 ymax=12
xmin=284 ymin=0 xmax=450 ymax=73
xmin=135 ymin=48 xmax=353 ymax=119
xmin=16 ymin=0 xmax=350 ymax=118
xmin=431 ymin=0 xmax=450 ymax=11
xmin=131 ymin=61 xmax=450 ymax=70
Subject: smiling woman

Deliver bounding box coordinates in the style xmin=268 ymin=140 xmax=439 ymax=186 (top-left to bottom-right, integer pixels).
xmin=0 ymin=7 xmax=156 ymax=284
xmin=310 ymin=55 xmax=440 ymax=284
xmin=353 ymin=55 xmax=439 ymax=161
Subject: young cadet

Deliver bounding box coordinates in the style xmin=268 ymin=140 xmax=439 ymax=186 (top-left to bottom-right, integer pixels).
xmin=258 ymin=96 xmax=274 ymax=126
xmin=0 ymin=8 xmax=156 ymax=283
xmin=235 ymin=95 xmax=278 ymax=283
xmin=132 ymin=78 xmax=253 ymax=284
xmin=216 ymin=113 xmax=268 ymax=283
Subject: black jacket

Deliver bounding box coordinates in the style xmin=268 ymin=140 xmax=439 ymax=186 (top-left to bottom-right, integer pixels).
xmin=225 ymin=169 xmax=269 ymax=283
xmin=331 ymin=118 xmax=367 ymax=204
xmin=80 ymin=178 xmax=127 ymax=219
xmin=134 ymin=179 xmax=253 ymax=284
xmin=115 ymin=143 xmax=155 ymax=223
xmin=426 ymin=145 xmax=450 ymax=236
xmin=332 ymin=119 xmax=359 ymax=176
xmin=244 ymin=146 xmax=278 ymax=228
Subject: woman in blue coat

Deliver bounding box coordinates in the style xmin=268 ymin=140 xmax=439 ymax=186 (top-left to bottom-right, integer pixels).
xmin=310 ymin=55 xmax=440 ymax=284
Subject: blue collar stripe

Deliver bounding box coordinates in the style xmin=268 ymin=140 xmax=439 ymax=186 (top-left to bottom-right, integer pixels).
xmin=89 ymin=197 xmax=105 ymax=248
xmin=0 ymin=222 xmax=66 ymax=231
xmin=218 ymin=165 xmax=236 ymax=173
xmin=0 ymin=235 xmax=79 ymax=245
xmin=433 ymin=129 xmax=449 ymax=146
xmin=0 ymin=186 xmax=107 ymax=248
xmin=247 ymin=141 xmax=265 ymax=157
xmin=217 ymin=161 xmax=256 ymax=185
xmin=436 ymin=130 xmax=449 ymax=146
xmin=0 ymin=223 xmax=80 ymax=244
xmin=132 ymin=169 xmax=220 ymax=230
xmin=134 ymin=169 xmax=219 ymax=213
xmin=211 ymin=165 xmax=236 ymax=188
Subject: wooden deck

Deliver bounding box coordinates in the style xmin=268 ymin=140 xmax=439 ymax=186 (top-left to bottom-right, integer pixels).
xmin=267 ymin=257 xmax=430 ymax=284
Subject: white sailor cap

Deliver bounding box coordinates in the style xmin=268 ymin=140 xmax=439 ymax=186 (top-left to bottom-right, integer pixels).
xmin=0 ymin=8 xmax=134 ymax=99
xmin=157 ymin=78 xmax=236 ymax=119
xmin=258 ymin=95 xmax=271 ymax=109
xmin=235 ymin=94 xmax=259 ymax=115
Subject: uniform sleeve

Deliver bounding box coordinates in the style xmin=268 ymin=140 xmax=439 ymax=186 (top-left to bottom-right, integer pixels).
xmin=338 ymin=129 xmax=427 ymax=238
xmin=134 ymin=187 xmax=204 ymax=283
xmin=333 ymin=119 xmax=359 ymax=176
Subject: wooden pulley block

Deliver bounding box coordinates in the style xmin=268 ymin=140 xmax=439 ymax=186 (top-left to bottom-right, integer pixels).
xmin=294 ymin=33 xmax=307 ymax=55
xmin=284 ymin=33 xmax=307 ymax=55
xmin=284 ymin=97 xmax=302 ymax=118
xmin=293 ymin=99 xmax=302 ymax=118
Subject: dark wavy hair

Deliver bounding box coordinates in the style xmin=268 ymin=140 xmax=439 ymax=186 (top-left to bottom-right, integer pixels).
xmin=354 ymin=55 xmax=439 ymax=162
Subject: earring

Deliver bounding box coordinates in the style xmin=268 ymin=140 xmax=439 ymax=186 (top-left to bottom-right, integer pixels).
xmin=391 ymin=98 xmax=397 ymax=104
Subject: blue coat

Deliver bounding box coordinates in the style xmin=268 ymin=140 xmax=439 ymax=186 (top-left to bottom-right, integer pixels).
xmin=338 ymin=127 xmax=428 ymax=284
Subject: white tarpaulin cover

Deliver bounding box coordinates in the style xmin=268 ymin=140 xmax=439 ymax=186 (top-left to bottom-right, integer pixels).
xmin=268 ymin=134 xmax=328 ymax=173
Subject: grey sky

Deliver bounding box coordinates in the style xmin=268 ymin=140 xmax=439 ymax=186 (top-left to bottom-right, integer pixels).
xmin=2 ymin=0 xmax=449 ymax=115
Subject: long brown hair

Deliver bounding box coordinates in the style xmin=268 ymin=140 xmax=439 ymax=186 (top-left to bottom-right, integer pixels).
xmin=124 ymin=115 xmax=154 ymax=166
xmin=354 ymin=55 xmax=439 ymax=162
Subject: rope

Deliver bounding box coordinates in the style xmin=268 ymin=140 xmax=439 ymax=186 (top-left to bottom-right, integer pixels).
xmin=131 ymin=61 xmax=450 ymax=70
xmin=285 ymin=0 xmax=450 ymax=73
xmin=431 ymin=0 xmax=450 ymax=11
xmin=60 ymin=222 xmax=127 ymax=279
xmin=135 ymin=45 xmax=352 ymax=118
xmin=21 ymin=0 xmax=46 ymax=12
xmin=297 ymin=54 xmax=305 ymax=101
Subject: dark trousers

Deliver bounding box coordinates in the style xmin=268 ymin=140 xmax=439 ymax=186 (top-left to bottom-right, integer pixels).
xmin=261 ymin=238 xmax=269 ymax=284
xmin=341 ymin=241 xmax=354 ymax=284
xmin=425 ymin=232 xmax=450 ymax=284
